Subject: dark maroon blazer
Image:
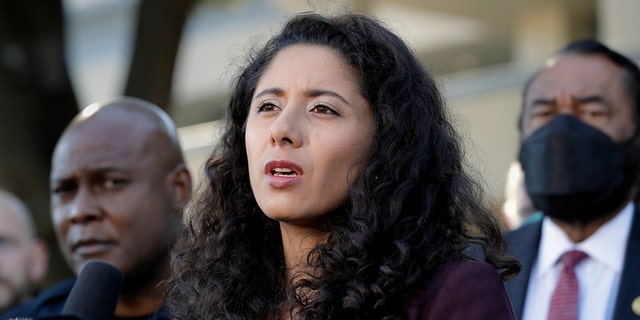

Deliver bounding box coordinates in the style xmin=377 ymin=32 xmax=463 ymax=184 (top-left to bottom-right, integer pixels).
xmin=406 ymin=260 xmax=516 ymax=320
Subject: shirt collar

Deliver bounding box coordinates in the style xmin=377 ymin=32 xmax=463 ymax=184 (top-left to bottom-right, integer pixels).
xmin=535 ymin=201 xmax=634 ymax=277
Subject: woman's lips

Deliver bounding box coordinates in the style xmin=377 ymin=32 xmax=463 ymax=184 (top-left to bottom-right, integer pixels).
xmin=265 ymin=160 xmax=303 ymax=188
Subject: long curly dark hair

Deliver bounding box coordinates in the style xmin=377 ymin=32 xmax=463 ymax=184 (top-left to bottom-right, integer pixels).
xmin=167 ymin=12 xmax=520 ymax=319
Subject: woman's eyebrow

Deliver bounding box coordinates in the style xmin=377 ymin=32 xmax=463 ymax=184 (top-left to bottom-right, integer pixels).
xmin=254 ymin=88 xmax=284 ymax=99
xmin=305 ymin=89 xmax=350 ymax=105
xmin=254 ymin=88 xmax=351 ymax=105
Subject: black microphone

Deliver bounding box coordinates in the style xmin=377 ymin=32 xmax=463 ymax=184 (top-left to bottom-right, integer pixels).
xmin=40 ymin=260 xmax=123 ymax=320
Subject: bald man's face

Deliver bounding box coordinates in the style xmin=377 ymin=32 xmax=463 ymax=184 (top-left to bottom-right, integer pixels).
xmin=49 ymin=110 xmax=185 ymax=278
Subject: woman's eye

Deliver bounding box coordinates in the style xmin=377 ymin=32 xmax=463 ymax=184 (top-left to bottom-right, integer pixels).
xmin=311 ymin=104 xmax=337 ymax=115
xmin=257 ymin=101 xmax=279 ymax=112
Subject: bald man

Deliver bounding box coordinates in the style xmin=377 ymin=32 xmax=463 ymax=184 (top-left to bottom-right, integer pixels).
xmin=0 ymin=189 xmax=48 ymax=314
xmin=2 ymin=97 xmax=192 ymax=320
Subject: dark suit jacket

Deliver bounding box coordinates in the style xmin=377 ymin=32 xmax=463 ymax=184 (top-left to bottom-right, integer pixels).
xmin=406 ymin=260 xmax=516 ymax=319
xmin=0 ymin=278 xmax=168 ymax=320
xmin=505 ymin=206 xmax=640 ymax=319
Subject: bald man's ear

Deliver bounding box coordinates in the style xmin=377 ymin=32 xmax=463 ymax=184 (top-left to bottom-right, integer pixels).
xmin=168 ymin=163 xmax=192 ymax=213
xmin=29 ymin=240 xmax=49 ymax=283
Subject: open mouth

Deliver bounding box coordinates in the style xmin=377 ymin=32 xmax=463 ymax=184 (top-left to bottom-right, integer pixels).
xmin=272 ymin=167 xmax=298 ymax=177
xmin=265 ymin=160 xmax=303 ymax=176
xmin=265 ymin=161 xmax=303 ymax=187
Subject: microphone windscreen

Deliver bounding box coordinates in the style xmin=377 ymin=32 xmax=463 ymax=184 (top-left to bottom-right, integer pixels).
xmin=61 ymin=260 xmax=123 ymax=320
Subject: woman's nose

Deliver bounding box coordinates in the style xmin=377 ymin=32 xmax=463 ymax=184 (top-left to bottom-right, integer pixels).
xmin=269 ymin=107 xmax=302 ymax=148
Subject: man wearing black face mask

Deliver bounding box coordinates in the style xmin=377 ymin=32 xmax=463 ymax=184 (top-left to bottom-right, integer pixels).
xmin=505 ymin=39 xmax=640 ymax=320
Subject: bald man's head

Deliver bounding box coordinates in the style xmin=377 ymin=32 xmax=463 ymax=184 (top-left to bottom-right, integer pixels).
xmin=0 ymin=190 xmax=36 ymax=239
xmin=0 ymin=189 xmax=48 ymax=313
xmin=49 ymin=96 xmax=192 ymax=291
xmin=63 ymin=96 xmax=185 ymax=168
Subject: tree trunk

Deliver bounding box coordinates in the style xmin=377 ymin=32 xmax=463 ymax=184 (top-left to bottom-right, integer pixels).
xmin=0 ymin=0 xmax=79 ymax=286
xmin=124 ymin=0 xmax=197 ymax=110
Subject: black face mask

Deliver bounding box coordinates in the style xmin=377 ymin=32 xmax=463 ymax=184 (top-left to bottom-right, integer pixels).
xmin=519 ymin=115 xmax=636 ymax=224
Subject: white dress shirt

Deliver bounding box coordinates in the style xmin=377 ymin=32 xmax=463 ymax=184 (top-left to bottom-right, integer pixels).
xmin=521 ymin=202 xmax=634 ymax=320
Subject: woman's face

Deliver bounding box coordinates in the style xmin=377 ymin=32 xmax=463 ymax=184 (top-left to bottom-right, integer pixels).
xmin=245 ymin=44 xmax=375 ymax=228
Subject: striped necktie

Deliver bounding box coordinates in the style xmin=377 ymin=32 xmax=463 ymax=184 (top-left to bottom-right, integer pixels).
xmin=547 ymin=250 xmax=588 ymax=320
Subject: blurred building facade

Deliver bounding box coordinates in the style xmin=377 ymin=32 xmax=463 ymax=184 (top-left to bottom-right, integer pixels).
xmin=64 ymin=0 xmax=640 ymax=211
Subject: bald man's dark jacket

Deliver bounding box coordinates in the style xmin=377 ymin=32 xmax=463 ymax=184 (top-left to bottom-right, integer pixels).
xmin=0 ymin=278 xmax=168 ymax=320
xmin=505 ymin=205 xmax=640 ymax=319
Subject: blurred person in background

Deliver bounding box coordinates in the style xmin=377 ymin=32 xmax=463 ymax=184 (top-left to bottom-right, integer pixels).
xmin=506 ymin=39 xmax=640 ymax=320
xmin=0 ymin=189 xmax=48 ymax=314
xmin=2 ymin=97 xmax=192 ymax=320
xmin=501 ymin=161 xmax=539 ymax=229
